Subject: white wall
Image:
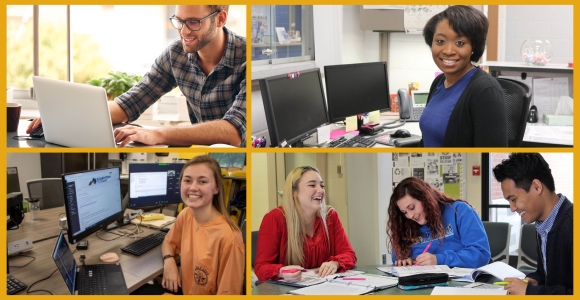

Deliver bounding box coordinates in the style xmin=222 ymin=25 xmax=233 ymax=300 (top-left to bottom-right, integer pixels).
xmin=345 ymin=154 xmax=382 ymax=265
xmin=7 ymin=153 xmax=42 ymax=199
xmin=377 ymin=153 xmax=393 ymax=264
xmin=251 ymin=5 xmax=381 ymax=136
xmin=342 ymin=6 xmax=380 ymax=64
xmin=503 ymin=5 xmax=573 ymax=64
xmin=388 ymin=33 xmax=439 ymax=95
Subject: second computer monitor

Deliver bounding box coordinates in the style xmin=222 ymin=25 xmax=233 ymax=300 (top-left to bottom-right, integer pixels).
xmin=324 ymin=62 xmax=390 ymax=123
xmin=128 ymin=163 xmax=185 ymax=209
xmin=62 ymin=167 xmax=124 ymax=244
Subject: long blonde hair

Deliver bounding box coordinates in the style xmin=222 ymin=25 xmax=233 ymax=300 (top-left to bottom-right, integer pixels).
xmin=179 ymin=155 xmax=239 ymax=232
xmin=282 ymin=166 xmax=331 ymax=266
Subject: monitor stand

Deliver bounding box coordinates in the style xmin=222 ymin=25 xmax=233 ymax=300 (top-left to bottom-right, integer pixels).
xmin=105 ymin=219 xmax=131 ymax=231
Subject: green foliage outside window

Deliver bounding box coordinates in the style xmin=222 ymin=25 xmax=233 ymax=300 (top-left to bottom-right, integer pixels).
xmin=7 ymin=20 xmax=111 ymax=90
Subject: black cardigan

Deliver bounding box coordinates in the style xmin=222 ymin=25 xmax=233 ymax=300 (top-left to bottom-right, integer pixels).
xmin=424 ymin=68 xmax=508 ymax=147
xmin=525 ymin=196 xmax=573 ymax=295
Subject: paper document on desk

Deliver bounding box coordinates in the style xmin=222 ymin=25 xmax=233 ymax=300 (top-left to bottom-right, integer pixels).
xmin=431 ymin=286 xmax=507 ymax=295
xmin=337 ymin=273 xmax=398 ymax=290
xmin=274 ymin=269 xmax=364 ymax=287
xmin=377 ymin=265 xmax=451 ymax=277
xmin=131 ymin=215 xmax=175 ymax=228
xmin=526 ymin=125 xmax=573 ymax=145
xmin=288 ymin=281 xmax=375 ymax=295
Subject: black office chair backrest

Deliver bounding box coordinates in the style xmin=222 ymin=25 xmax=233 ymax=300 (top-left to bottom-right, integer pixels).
xmin=251 ymin=231 xmax=259 ymax=269
xmin=482 ymin=221 xmax=511 ymax=264
xmin=496 ymin=78 xmax=532 ymax=147
xmin=519 ymin=223 xmax=538 ymax=267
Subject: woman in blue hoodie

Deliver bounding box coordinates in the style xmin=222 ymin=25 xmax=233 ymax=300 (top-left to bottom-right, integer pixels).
xmin=387 ymin=177 xmax=490 ymax=268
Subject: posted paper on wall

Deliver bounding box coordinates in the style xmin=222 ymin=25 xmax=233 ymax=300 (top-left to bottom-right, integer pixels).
xmin=404 ymin=5 xmax=447 ymax=33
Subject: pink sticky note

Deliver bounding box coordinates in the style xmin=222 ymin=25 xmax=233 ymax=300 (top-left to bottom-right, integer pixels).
xmin=330 ymin=129 xmax=346 ymax=140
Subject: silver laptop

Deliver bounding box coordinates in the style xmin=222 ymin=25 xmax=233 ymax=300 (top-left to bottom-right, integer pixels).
xmin=33 ymin=76 xmax=167 ymax=148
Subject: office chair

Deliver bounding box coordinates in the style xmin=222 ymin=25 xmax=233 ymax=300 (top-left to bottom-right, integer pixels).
xmin=496 ymin=78 xmax=532 ymax=147
xmin=26 ymin=178 xmax=65 ymax=210
xmin=482 ymin=221 xmax=511 ymax=265
xmin=516 ymin=224 xmax=538 ymax=274
xmin=251 ymin=230 xmax=260 ymax=287
xmin=7 ymin=167 xmax=21 ymax=193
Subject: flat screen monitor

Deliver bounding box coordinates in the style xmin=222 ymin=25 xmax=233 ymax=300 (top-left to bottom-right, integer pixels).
xmin=259 ymin=68 xmax=329 ymax=147
xmin=62 ymin=167 xmax=123 ymax=244
xmin=128 ymin=163 xmax=184 ymax=209
xmin=324 ymin=62 xmax=390 ymax=123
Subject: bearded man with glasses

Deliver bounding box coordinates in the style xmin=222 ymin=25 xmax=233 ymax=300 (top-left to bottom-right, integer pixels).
xmin=27 ymin=5 xmax=246 ymax=147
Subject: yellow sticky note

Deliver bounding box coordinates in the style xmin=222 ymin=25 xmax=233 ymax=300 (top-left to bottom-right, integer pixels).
xmin=345 ymin=116 xmax=357 ymax=132
xmin=369 ymin=110 xmax=380 ymax=123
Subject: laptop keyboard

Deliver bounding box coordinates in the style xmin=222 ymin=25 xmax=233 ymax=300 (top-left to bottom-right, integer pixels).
xmin=327 ymin=135 xmax=376 ymax=148
xmin=7 ymin=274 xmax=27 ymax=295
xmin=78 ymin=265 xmax=107 ymax=295
xmin=121 ymin=231 xmax=167 ymax=256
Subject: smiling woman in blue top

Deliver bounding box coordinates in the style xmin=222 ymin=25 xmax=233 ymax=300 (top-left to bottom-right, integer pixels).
xmin=420 ymin=5 xmax=507 ymax=147
xmin=387 ymin=177 xmax=490 ymax=268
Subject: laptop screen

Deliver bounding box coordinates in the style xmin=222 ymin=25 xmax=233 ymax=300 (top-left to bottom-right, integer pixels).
xmin=51 ymin=232 xmax=76 ymax=294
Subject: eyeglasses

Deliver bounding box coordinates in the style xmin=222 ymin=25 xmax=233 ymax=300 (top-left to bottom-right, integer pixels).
xmin=169 ymin=11 xmax=220 ymax=31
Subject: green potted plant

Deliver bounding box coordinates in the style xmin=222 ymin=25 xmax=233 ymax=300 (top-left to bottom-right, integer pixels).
xmin=87 ymin=71 xmax=143 ymax=100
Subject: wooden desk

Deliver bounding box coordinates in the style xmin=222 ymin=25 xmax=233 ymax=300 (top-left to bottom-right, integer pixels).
xmin=252 ymin=265 xmax=497 ymax=295
xmin=8 ymin=208 xmax=166 ymax=294
xmin=8 ymin=207 xmax=64 ymax=243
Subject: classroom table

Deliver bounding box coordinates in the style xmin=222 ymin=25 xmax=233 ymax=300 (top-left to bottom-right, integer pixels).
xmin=251 ymin=265 xmax=499 ymax=295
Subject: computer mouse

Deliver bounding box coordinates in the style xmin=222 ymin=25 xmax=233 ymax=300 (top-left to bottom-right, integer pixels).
xmin=100 ymin=252 xmax=120 ymax=263
xmin=392 ymin=129 xmax=411 ymax=138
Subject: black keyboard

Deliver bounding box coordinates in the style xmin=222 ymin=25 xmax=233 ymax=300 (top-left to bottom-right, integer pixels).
xmin=78 ymin=265 xmax=107 ymax=295
xmin=326 ymin=136 xmax=347 ymax=147
xmin=120 ymin=231 xmax=167 ymax=256
xmin=7 ymin=274 xmax=27 ymax=295
xmin=328 ymin=135 xmax=376 ymax=148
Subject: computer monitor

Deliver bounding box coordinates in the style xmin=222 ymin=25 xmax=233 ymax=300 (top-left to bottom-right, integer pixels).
xmin=259 ymin=68 xmax=329 ymax=147
xmin=128 ymin=163 xmax=185 ymax=209
xmin=62 ymin=168 xmax=123 ymax=244
xmin=324 ymin=62 xmax=390 ymax=123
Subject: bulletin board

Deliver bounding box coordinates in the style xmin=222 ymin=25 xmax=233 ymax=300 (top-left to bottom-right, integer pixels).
xmin=392 ymin=152 xmax=465 ymax=199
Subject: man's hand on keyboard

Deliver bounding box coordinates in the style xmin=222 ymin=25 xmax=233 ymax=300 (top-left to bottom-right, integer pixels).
xmin=114 ymin=125 xmax=162 ymax=147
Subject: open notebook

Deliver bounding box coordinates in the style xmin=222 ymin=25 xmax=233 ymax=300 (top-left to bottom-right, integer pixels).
xmin=288 ymin=274 xmax=399 ymax=295
xmin=378 ymin=262 xmax=525 ymax=283
xmin=271 ymin=269 xmax=364 ymax=287
xmin=448 ymin=262 xmax=526 ymax=283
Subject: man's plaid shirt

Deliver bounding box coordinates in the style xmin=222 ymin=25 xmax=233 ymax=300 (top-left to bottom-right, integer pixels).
xmin=115 ymin=26 xmax=246 ymax=145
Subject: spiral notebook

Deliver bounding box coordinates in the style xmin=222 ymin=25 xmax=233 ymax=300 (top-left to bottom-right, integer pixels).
xmin=288 ymin=274 xmax=398 ymax=295
xmin=270 ymin=269 xmax=364 ymax=287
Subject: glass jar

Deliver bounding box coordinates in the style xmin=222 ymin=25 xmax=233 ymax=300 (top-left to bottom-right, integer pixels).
xmin=28 ymin=199 xmax=40 ymax=220
xmin=520 ymin=39 xmax=552 ymax=66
